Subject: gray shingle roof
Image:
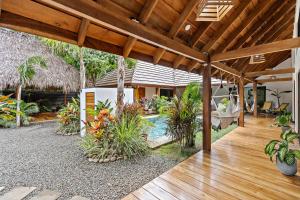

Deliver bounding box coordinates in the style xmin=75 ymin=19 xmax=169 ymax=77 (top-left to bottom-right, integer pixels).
xmin=96 ymin=61 xmax=222 ymax=87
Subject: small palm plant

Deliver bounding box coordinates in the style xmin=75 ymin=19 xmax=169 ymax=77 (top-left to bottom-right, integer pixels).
xmin=16 ymin=56 xmax=47 ymax=127
xmin=265 ymin=130 xmax=300 ymax=175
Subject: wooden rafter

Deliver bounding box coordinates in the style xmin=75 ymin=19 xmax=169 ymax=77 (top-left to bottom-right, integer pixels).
xmin=77 ymin=18 xmax=90 ymax=46
xmin=213 ymin=0 xmax=271 ymax=53
xmin=257 ymin=77 xmax=292 ymax=83
xmin=123 ymin=0 xmax=158 ymax=57
xmin=201 ymin=0 xmax=251 ymax=52
xmin=187 ymin=60 xmax=201 ymax=72
xmin=152 ymin=0 xmax=204 ymax=64
xmin=38 ymin=0 xmax=208 ymax=62
xmin=211 ymin=37 xmax=300 ymax=62
xmin=245 ymin=68 xmax=295 ymax=77
xmin=0 ymin=0 xmax=2 ymax=16
xmin=189 ymin=22 xmax=210 ymax=48
xmin=173 ymin=55 xmax=185 ymax=68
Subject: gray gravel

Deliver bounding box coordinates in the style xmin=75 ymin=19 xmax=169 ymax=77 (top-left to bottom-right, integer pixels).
xmin=0 ymin=122 xmax=177 ymax=200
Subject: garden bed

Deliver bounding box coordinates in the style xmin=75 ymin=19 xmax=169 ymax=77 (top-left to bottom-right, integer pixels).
xmin=0 ymin=122 xmax=177 ymax=199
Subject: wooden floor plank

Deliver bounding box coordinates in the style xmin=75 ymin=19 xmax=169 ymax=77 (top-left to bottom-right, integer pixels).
xmin=0 ymin=187 xmax=36 ymax=200
xmin=122 ymin=117 xmax=300 ymax=200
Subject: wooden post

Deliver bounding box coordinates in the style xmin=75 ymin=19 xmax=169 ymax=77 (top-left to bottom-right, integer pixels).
xmin=79 ymin=47 xmax=86 ymax=89
xmin=116 ymin=56 xmax=125 ymax=118
xmin=239 ymin=75 xmax=245 ymax=127
xmin=253 ymin=81 xmax=258 ymax=117
xmin=203 ymin=59 xmax=211 ymax=152
xmin=64 ymin=93 xmax=67 ymax=105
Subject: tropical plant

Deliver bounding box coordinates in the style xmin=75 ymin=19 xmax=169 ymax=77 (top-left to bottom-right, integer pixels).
xmin=81 ymin=101 xmax=149 ymax=161
xmin=153 ymin=95 xmax=169 ymax=114
xmin=41 ymin=39 xmax=137 ymax=86
xmin=16 ymin=56 xmax=47 ymax=127
xmin=166 ymin=82 xmax=202 ymax=148
xmin=0 ymin=95 xmax=39 ymax=127
xmin=266 ymin=89 xmax=292 ymax=108
xmin=57 ymin=98 xmax=80 ymax=135
xmin=265 ymin=130 xmax=300 ymax=166
xmin=113 ymin=114 xmax=149 ymax=158
xmin=274 ymin=112 xmax=292 ymax=127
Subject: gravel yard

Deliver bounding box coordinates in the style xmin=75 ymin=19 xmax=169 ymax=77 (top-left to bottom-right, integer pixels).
xmin=0 ymin=122 xmax=177 ymax=199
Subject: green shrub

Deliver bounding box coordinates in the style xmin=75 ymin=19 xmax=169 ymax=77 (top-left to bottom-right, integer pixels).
xmin=0 ymin=95 xmax=39 ymax=128
xmin=81 ymin=101 xmax=149 ymax=161
xmin=57 ymin=98 xmax=80 ymax=135
xmin=165 ymin=82 xmax=202 ymax=148
xmin=265 ymin=130 xmax=300 ymax=165
xmin=274 ymin=112 xmax=292 ymax=127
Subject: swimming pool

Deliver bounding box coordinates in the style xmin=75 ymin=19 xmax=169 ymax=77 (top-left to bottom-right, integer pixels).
xmin=146 ymin=116 xmax=168 ymax=140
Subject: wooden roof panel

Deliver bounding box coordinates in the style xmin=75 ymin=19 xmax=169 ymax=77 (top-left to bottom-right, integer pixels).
xmin=0 ymin=0 xmax=296 ymax=80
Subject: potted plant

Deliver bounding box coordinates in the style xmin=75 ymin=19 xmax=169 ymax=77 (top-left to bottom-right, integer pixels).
xmin=274 ymin=113 xmax=292 ymax=132
xmin=265 ymin=130 xmax=300 ymax=176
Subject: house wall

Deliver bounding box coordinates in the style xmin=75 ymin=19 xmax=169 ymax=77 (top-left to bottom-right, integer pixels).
xmin=145 ymin=87 xmax=156 ymax=99
xmin=257 ymin=59 xmax=293 ymax=112
xmin=293 ymin=0 xmax=300 ymax=132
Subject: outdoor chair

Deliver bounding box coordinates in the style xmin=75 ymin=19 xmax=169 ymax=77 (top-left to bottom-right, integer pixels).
xmin=272 ymin=103 xmax=289 ymax=115
xmin=260 ymin=101 xmax=273 ymax=117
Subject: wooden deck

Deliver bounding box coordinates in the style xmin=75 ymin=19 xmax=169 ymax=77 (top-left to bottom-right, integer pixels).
xmin=123 ymin=117 xmax=300 ymax=200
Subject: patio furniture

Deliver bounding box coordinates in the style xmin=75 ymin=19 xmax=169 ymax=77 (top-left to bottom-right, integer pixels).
xmin=260 ymin=101 xmax=272 ymax=117
xmin=272 ymin=103 xmax=289 ymax=115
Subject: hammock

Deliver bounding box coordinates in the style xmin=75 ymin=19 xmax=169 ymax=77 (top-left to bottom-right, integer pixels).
xmin=211 ymin=82 xmax=241 ymax=118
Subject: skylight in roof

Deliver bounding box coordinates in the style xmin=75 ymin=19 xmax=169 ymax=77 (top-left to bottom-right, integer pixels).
xmin=196 ymin=0 xmax=234 ymax=22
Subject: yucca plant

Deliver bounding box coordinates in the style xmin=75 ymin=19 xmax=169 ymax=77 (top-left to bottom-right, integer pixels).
xmin=265 ymin=130 xmax=300 ymax=175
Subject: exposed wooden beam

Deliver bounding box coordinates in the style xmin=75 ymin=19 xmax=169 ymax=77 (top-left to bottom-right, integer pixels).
xmin=211 ymin=38 xmax=300 ymax=62
xmin=201 ymin=0 xmax=251 ymax=52
xmin=173 ymin=55 xmax=185 ymax=68
xmin=246 ymin=68 xmax=295 ymax=77
xmin=189 ymin=22 xmax=210 ymax=48
xmin=152 ymin=0 xmax=203 ymax=63
xmin=0 ymin=0 xmax=2 ymax=16
xmin=39 ymin=0 xmax=208 ymax=62
xmin=257 ymin=77 xmax=292 ymax=83
xmin=187 ymin=60 xmax=200 ymax=72
xmin=214 ymin=0 xmax=271 ymax=53
xmin=123 ymin=37 xmax=137 ymax=57
xmin=77 ymin=18 xmax=90 ymax=46
xmin=139 ymin=0 xmax=159 ymax=24
xmin=123 ymin=0 xmax=158 ymax=57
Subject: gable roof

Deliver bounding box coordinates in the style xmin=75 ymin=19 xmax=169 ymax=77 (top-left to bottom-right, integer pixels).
xmin=96 ymin=60 xmax=223 ymax=87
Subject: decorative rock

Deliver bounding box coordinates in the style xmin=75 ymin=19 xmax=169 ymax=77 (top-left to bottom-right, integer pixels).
xmin=92 ymin=159 xmax=99 ymax=163
xmin=99 ymin=159 xmax=104 ymax=163
xmin=88 ymin=158 xmax=93 ymax=162
xmin=117 ymin=156 xmax=123 ymax=160
xmin=103 ymin=158 xmax=110 ymax=163
xmin=124 ymin=156 xmax=128 ymax=160
xmin=110 ymin=157 xmax=116 ymax=162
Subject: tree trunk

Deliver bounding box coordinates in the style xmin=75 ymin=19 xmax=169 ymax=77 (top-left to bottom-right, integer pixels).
xmin=79 ymin=47 xmax=86 ymax=89
xmin=116 ymin=56 xmax=125 ymax=119
xmin=16 ymin=84 xmax=22 ymax=127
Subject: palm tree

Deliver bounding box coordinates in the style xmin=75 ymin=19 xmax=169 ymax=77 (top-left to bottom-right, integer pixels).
xmin=16 ymin=56 xmax=47 ymax=127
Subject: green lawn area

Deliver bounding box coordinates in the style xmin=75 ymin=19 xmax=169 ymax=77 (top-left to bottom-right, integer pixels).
xmin=153 ymin=124 xmax=238 ymax=162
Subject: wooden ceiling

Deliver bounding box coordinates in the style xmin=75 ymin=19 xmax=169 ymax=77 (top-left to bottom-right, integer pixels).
xmin=0 ymin=0 xmax=296 ymax=82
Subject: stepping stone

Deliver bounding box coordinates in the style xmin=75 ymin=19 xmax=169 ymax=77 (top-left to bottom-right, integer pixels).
xmin=69 ymin=196 xmax=90 ymax=200
xmin=0 ymin=186 xmax=36 ymax=200
xmin=0 ymin=187 xmax=4 ymax=192
xmin=29 ymin=190 xmax=61 ymax=200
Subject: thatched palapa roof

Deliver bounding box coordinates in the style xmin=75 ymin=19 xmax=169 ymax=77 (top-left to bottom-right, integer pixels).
xmin=0 ymin=28 xmax=79 ymax=93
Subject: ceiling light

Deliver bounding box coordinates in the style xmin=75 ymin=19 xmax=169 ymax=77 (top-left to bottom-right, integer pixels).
xmin=184 ymin=24 xmax=191 ymax=31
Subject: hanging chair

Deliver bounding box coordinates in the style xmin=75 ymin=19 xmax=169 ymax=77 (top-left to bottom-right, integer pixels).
xmin=211 ymin=77 xmax=240 ymax=129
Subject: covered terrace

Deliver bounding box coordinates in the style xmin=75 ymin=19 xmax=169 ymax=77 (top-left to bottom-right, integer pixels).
xmin=0 ymin=0 xmax=299 ymax=199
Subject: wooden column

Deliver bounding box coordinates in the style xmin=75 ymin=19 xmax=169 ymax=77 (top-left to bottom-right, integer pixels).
xmin=253 ymin=81 xmax=258 ymax=117
xmin=239 ymin=76 xmax=245 ymax=127
xmin=202 ymin=59 xmax=212 ymax=152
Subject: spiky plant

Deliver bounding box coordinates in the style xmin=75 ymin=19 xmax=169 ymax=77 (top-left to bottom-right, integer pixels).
xmin=265 ymin=130 xmax=300 ymax=165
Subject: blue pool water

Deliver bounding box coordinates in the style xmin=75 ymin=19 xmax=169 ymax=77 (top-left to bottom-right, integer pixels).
xmin=147 ymin=116 xmax=168 ymax=140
